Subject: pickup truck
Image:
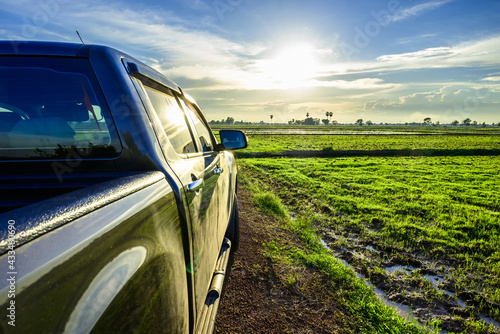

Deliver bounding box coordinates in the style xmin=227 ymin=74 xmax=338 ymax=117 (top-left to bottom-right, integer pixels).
xmin=0 ymin=41 xmax=247 ymax=333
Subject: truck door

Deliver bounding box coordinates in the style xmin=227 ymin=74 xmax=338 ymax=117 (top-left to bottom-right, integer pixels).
xmin=136 ymin=82 xmax=224 ymax=325
xmin=177 ymin=97 xmax=232 ymax=246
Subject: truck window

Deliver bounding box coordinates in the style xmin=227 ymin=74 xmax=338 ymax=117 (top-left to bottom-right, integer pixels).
xmin=0 ymin=62 xmax=121 ymax=160
xmin=179 ymin=98 xmax=214 ymax=153
xmin=143 ymin=86 xmax=196 ymax=155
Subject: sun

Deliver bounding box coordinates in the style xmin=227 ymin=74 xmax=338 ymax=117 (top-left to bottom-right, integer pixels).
xmin=265 ymin=43 xmax=321 ymax=89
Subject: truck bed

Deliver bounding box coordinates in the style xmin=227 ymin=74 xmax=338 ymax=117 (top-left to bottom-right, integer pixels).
xmin=0 ymin=172 xmax=145 ymax=214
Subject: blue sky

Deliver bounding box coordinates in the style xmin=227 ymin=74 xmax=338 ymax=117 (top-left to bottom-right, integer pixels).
xmin=1 ymin=0 xmax=500 ymax=124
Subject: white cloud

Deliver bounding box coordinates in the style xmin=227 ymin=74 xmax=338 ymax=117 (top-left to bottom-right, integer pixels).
xmin=397 ymin=34 xmax=438 ymax=45
xmin=329 ymin=35 xmax=500 ymax=77
xmin=309 ymin=78 xmax=398 ymax=90
xmin=376 ymin=47 xmax=453 ymax=62
xmin=363 ymin=85 xmax=500 ymax=122
xmin=482 ymin=77 xmax=500 ymax=82
xmin=391 ymin=0 xmax=454 ymax=22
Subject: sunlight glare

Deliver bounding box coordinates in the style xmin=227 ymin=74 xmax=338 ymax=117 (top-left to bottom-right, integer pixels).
xmin=266 ymin=43 xmax=321 ymax=89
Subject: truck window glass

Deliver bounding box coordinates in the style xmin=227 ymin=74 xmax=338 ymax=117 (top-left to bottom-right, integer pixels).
xmin=179 ymin=99 xmax=214 ymax=152
xmin=0 ymin=66 xmax=120 ymax=160
xmin=143 ymin=86 xmax=196 ymax=155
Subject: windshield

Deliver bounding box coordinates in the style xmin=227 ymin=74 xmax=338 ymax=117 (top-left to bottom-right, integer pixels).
xmin=0 ymin=58 xmax=121 ymax=159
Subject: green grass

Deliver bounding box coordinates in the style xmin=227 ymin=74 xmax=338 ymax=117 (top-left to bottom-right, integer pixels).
xmin=243 ymin=172 xmax=430 ymax=333
xmin=242 ymin=156 xmax=500 ymax=298
xmin=252 ymin=191 xmax=287 ymax=218
xmin=243 ymin=134 xmax=500 ymax=153
xmin=236 ymin=129 xmax=500 ymax=333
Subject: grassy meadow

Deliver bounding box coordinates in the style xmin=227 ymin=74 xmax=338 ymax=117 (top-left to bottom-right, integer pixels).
xmin=222 ymin=126 xmax=500 ymax=334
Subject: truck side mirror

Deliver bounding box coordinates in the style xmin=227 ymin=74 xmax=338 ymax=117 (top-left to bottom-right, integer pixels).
xmin=217 ymin=130 xmax=248 ymax=150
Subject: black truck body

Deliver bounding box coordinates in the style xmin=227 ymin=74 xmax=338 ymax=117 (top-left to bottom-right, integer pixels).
xmin=0 ymin=41 xmax=247 ymax=333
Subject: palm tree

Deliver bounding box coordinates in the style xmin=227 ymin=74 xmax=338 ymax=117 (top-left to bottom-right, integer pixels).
xmin=270 ymin=114 xmax=273 ymax=124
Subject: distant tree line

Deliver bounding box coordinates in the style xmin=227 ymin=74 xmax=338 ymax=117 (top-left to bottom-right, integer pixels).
xmin=209 ymin=117 xmax=253 ymax=126
xmin=209 ymin=115 xmax=500 ymax=127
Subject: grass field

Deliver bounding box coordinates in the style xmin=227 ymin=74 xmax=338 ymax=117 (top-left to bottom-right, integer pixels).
xmin=231 ymin=126 xmax=500 ymax=334
xmin=244 ymin=134 xmax=500 ymax=153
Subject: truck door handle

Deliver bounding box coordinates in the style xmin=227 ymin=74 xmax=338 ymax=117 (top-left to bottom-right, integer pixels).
xmin=214 ymin=167 xmax=223 ymax=175
xmin=187 ymin=178 xmax=204 ymax=192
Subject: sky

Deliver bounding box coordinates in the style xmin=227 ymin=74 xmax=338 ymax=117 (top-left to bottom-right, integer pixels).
xmin=1 ymin=0 xmax=500 ymax=124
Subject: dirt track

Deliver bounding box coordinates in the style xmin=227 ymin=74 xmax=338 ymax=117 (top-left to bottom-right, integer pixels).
xmin=214 ymin=188 xmax=349 ymax=334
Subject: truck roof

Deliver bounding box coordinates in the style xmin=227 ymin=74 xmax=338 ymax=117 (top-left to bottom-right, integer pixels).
xmin=0 ymin=40 xmax=89 ymax=56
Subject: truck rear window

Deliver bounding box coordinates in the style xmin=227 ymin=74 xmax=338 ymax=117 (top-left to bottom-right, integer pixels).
xmin=0 ymin=57 xmax=121 ymax=160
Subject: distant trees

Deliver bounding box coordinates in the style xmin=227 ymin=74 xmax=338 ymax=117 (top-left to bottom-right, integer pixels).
xmin=321 ymin=111 xmax=334 ymax=125
xmin=207 ymin=117 xmax=234 ymax=125
xmin=289 ymin=117 xmax=321 ymax=125
xmin=304 ymin=117 xmax=320 ymax=125
xmin=209 ymin=117 xmax=252 ymax=126
xmin=210 ymin=116 xmax=498 ymax=127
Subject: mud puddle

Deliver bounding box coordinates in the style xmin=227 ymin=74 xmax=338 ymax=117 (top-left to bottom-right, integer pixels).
xmin=320 ymin=231 xmax=500 ymax=333
xmin=321 ymin=240 xmax=419 ymax=324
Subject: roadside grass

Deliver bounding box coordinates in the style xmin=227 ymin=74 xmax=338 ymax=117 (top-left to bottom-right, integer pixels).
xmin=239 ymin=171 xmax=432 ymax=334
xmin=252 ymin=191 xmax=287 ymax=218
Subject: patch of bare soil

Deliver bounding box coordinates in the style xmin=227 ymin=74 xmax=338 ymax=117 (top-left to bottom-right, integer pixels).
xmin=214 ymin=188 xmax=351 ymax=334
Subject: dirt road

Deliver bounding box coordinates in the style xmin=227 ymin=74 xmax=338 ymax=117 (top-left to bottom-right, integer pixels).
xmin=214 ymin=189 xmax=349 ymax=334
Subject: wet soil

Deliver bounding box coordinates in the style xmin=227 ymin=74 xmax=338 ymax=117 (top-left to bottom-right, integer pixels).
xmin=321 ymin=229 xmax=500 ymax=333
